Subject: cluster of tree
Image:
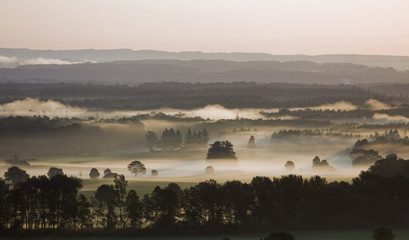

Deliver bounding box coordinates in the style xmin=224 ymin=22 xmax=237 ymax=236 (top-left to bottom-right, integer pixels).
xmin=232 ymin=127 xmax=256 ymax=133
xmin=145 ymin=128 xmax=209 ymax=151
xmin=184 ymin=128 xmax=209 ymax=146
xmin=3 ymin=161 xmax=409 ymax=233
xmin=271 ymin=129 xmax=359 ymax=139
xmin=206 ymin=141 xmax=237 ymax=160
xmin=312 ymin=156 xmax=335 ymax=171
xmin=145 ymin=129 xmax=182 ymax=151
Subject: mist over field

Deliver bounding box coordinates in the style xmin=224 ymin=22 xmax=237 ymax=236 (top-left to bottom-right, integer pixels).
xmin=2 ymin=0 xmax=409 ymax=238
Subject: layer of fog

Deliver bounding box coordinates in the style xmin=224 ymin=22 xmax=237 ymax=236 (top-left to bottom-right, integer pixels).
xmin=0 ymin=55 xmax=95 ymax=68
xmin=0 ymin=128 xmax=363 ymax=184
xmin=0 ymin=98 xmax=399 ymax=121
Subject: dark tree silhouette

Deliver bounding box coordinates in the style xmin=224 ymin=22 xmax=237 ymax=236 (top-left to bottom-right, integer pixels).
xmin=369 ymin=153 xmax=409 ymax=177
xmin=206 ymin=141 xmax=237 ymax=159
xmin=47 ymin=167 xmax=63 ymax=178
xmin=223 ymin=180 xmax=252 ymax=226
xmin=103 ymin=168 xmax=118 ymax=179
xmin=114 ymin=175 xmax=128 ymax=229
xmin=95 ymin=184 xmax=118 ymax=229
xmin=151 ymin=170 xmax=158 ymax=176
xmin=185 ymin=128 xmax=193 ymax=145
xmin=373 ymin=227 xmax=395 ymax=240
xmin=285 ymin=161 xmax=295 ymax=171
xmin=4 ymin=166 xmax=29 ymax=186
xmin=352 ymin=149 xmax=382 ymax=167
xmin=128 ymin=161 xmax=146 ymax=176
xmin=145 ymin=131 xmax=160 ymax=151
xmin=247 ymin=135 xmax=256 ymax=148
xmin=89 ymin=168 xmax=100 ymax=179
xmin=312 ymin=156 xmax=335 ymax=171
xmin=125 ymin=189 xmax=143 ymax=228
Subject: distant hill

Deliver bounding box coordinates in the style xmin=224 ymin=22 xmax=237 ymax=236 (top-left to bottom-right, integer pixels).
xmin=1 ymin=48 xmax=409 ymax=70
xmin=0 ymin=59 xmax=408 ymax=85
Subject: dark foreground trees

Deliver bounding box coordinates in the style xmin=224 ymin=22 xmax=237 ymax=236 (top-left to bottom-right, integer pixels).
xmin=2 ymin=161 xmax=409 ymax=234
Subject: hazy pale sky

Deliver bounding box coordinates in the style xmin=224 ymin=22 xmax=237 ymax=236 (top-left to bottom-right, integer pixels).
xmin=1 ymin=0 xmax=409 ymax=55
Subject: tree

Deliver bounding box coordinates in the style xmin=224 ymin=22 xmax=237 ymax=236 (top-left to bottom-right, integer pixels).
xmin=151 ymin=170 xmax=158 ymax=176
xmin=145 ymin=131 xmax=160 ymax=151
xmin=114 ymin=175 xmax=128 ymax=229
xmin=202 ymin=128 xmax=210 ymax=143
xmin=369 ymin=153 xmax=409 ymax=177
xmin=4 ymin=166 xmax=29 ymax=186
xmin=47 ymin=167 xmax=64 ymax=178
xmin=352 ymin=150 xmax=382 ymax=168
xmin=125 ymin=189 xmax=143 ymax=228
xmin=247 ymin=135 xmax=256 ymax=148
xmin=206 ymin=140 xmax=237 ymax=159
xmin=77 ymin=194 xmax=93 ymax=229
xmin=89 ymin=168 xmax=100 ymax=179
xmin=128 ymin=161 xmax=146 ymax=176
xmin=373 ymin=227 xmax=395 ymax=240
xmin=185 ymin=128 xmax=193 ymax=145
xmin=95 ymin=184 xmax=118 ymax=229
xmin=285 ymin=161 xmax=295 ymax=171
xmin=223 ymin=180 xmax=253 ymax=226
xmin=205 ymin=165 xmax=214 ymax=174
xmin=312 ymin=156 xmax=335 ymax=172
xmin=103 ymin=168 xmax=118 ymax=179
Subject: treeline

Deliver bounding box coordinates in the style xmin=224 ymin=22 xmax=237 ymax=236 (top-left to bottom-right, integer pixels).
xmin=0 ymin=116 xmax=145 ymax=157
xmin=271 ymin=129 xmax=361 ymax=139
xmin=145 ymin=128 xmax=209 ymax=151
xmin=2 ymin=159 xmax=409 ymax=233
xmin=0 ymin=82 xmax=392 ymax=110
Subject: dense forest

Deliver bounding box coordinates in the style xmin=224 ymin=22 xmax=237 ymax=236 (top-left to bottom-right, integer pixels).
xmin=1 ymin=59 xmax=408 ymax=85
xmin=1 ymin=154 xmax=409 ymax=235
xmin=0 ymin=82 xmax=397 ymax=110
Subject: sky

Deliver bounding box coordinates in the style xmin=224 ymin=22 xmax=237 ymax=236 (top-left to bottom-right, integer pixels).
xmin=1 ymin=0 xmax=409 ymax=55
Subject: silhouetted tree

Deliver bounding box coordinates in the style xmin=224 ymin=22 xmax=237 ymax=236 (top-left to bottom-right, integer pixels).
xmin=47 ymin=167 xmax=63 ymax=178
xmin=125 ymin=189 xmax=143 ymax=228
xmin=285 ymin=161 xmax=295 ymax=171
xmin=151 ymin=170 xmax=158 ymax=176
xmin=185 ymin=128 xmax=193 ymax=145
xmin=103 ymin=168 xmax=118 ymax=179
xmin=247 ymin=135 xmax=256 ymax=148
xmin=95 ymin=184 xmax=118 ymax=229
xmin=4 ymin=166 xmax=29 ymax=186
xmin=89 ymin=168 xmax=100 ymax=179
xmin=223 ymin=180 xmax=253 ymax=226
xmin=145 ymin=131 xmax=160 ymax=151
xmin=369 ymin=153 xmax=409 ymax=177
xmin=207 ymin=141 xmax=237 ymax=159
xmin=77 ymin=194 xmax=93 ymax=229
xmin=128 ymin=161 xmax=146 ymax=176
xmin=114 ymin=175 xmax=128 ymax=229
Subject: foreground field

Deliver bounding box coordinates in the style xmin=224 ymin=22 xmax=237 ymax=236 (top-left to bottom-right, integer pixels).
xmin=2 ymin=228 xmax=409 ymax=240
